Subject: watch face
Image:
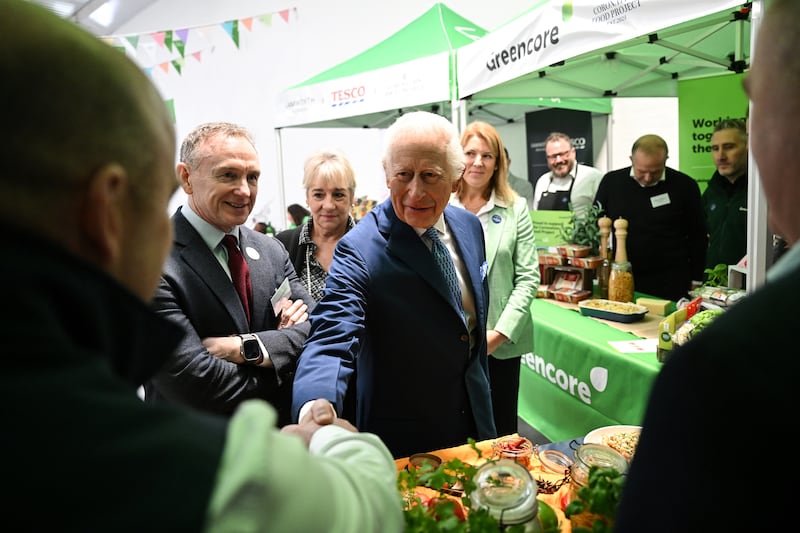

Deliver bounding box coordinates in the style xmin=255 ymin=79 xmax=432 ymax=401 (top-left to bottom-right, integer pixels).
xmin=242 ymin=337 xmax=261 ymax=362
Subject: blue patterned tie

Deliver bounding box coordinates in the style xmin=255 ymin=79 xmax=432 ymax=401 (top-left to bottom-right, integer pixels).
xmin=424 ymin=227 xmax=464 ymax=313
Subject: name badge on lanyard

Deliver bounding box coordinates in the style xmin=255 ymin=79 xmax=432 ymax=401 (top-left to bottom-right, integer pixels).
xmin=650 ymin=193 xmax=670 ymax=208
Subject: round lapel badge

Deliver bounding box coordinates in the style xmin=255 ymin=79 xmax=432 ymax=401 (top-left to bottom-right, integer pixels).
xmin=245 ymin=247 xmax=260 ymax=260
xmin=491 ymin=214 xmax=502 ymax=224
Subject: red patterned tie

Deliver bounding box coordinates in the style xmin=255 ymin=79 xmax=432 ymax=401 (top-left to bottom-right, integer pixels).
xmin=222 ymin=234 xmax=252 ymax=325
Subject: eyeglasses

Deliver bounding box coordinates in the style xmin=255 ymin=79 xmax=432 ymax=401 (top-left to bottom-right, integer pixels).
xmin=546 ymin=149 xmax=573 ymax=161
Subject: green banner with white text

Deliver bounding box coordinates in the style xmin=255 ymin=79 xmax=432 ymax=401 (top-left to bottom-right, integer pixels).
xmin=678 ymin=73 xmax=748 ymax=193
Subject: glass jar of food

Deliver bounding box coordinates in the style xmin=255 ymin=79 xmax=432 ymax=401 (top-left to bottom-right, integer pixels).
xmin=568 ymin=443 xmax=629 ymax=529
xmin=470 ymin=459 xmax=541 ymax=532
xmin=492 ymin=436 xmax=534 ymax=469
xmin=608 ymin=261 xmax=634 ymax=302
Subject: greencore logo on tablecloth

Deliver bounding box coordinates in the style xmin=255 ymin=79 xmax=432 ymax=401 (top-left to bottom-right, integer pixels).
xmin=521 ymin=352 xmax=608 ymax=405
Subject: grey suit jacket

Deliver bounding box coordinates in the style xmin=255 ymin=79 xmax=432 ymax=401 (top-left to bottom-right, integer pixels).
xmin=291 ymin=199 xmax=496 ymax=458
xmin=145 ymin=207 xmax=314 ymax=426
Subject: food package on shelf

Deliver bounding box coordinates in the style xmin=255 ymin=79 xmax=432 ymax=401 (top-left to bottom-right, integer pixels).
xmin=550 ymin=288 xmax=592 ymax=303
xmin=556 ymin=244 xmax=592 ymax=258
xmin=657 ymin=297 xmax=723 ymax=363
xmin=569 ymin=255 xmax=605 ymax=269
xmin=672 ymin=309 xmax=725 ymax=346
xmin=536 ymin=284 xmax=550 ymax=298
xmin=538 ymin=252 xmax=566 ymax=266
xmin=689 ymin=285 xmax=746 ymax=307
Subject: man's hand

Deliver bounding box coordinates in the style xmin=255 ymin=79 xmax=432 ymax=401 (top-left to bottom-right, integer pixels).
xmin=203 ymin=336 xmax=242 ymax=363
xmin=280 ymin=399 xmax=357 ymax=447
xmin=279 ymin=298 xmax=309 ymax=329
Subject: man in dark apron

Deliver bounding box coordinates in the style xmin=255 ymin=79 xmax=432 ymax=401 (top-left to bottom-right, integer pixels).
xmin=533 ymin=132 xmax=603 ymax=218
xmin=537 ymin=175 xmax=575 ymax=210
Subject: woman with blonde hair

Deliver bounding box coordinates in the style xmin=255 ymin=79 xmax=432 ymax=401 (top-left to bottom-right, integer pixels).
xmin=450 ymin=121 xmax=539 ymax=436
xmin=276 ymin=148 xmax=356 ymax=302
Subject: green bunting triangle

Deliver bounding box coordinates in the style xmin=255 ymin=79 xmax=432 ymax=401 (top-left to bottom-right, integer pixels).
xmin=171 ymin=58 xmax=183 ymax=75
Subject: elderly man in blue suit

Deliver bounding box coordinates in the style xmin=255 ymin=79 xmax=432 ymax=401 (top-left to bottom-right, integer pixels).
xmin=292 ymin=111 xmax=497 ymax=458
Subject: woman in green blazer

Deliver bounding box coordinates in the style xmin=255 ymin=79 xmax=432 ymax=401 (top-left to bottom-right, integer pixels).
xmin=451 ymin=121 xmax=540 ymax=436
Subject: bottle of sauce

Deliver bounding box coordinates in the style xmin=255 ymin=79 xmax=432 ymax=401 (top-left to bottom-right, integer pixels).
xmin=608 ymin=218 xmax=634 ymax=302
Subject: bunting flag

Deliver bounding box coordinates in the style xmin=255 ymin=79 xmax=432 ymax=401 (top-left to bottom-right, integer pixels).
xmin=107 ymin=7 xmax=296 ymax=77
xmin=171 ymin=58 xmax=183 ymax=75
xmin=175 ymin=29 xmax=189 ymax=46
xmin=221 ymin=20 xmax=239 ymax=48
xmin=174 ymin=39 xmax=185 ymax=59
xmin=151 ymin=31 xmax=166 ymax=48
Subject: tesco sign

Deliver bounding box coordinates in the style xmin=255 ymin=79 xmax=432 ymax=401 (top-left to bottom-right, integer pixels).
xmin=330 ymin=86 xmax=366 ymax=103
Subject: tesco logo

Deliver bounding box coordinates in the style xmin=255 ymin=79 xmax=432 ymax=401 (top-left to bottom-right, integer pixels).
xmin=330 ymin=86 xmax=366 ymax=103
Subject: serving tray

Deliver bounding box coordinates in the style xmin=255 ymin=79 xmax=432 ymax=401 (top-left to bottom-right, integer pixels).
xmin=578 ymin=299 xmax=649 ymax=323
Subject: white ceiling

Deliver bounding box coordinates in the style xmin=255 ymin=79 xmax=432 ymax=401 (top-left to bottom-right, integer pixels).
xmin=29 ymin=0 xmax=156 ymax=36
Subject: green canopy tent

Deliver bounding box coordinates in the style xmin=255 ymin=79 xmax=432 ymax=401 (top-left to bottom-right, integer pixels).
xmin=274 ymin=2 xmax=485 ymax=129
xmin=272 ymin=3 xmax=608 ymax=219
xmin=273 ymin=2 xmax=607 ymax=129
xmin=456 ymin=0 xmax=771 ymax=289
xmin=458 ymin=1 xmax=751 ymax=100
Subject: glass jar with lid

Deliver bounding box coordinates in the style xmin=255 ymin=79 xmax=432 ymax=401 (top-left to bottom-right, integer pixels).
xmin=568 ymin=443 xmax=629 ymax=529
xmin=608 ymin=261 xmax=634 ymax=302
xmin=470 ymin=459 xmax=541 ymax=532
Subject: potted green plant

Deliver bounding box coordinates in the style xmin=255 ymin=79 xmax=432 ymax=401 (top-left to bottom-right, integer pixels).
xmin=564 ymin=465 xmax=625 ymax=533
xmin=559 ymin=203 xmax=603 ymax=255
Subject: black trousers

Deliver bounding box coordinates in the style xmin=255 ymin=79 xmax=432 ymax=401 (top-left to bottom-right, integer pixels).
xmin=488 ymin=355 xmax=521 ymax=436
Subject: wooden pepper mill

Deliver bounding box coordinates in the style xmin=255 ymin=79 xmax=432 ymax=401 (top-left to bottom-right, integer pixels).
xmin=597 ymin=217 xmax=612 ymax=299
xmin=608 ymin=217 xmax=634 ymax=302
xmin=613 ymin=218 xmax=628 ymax=264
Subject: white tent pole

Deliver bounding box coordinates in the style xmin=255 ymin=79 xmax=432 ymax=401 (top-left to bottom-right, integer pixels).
xmin=746 ymin=0 xmax=768 ymax=292
xmin=274 ymin=127 xmax=287 ymax=233
xmin=452 ymin=98 xmax=466 ymax=134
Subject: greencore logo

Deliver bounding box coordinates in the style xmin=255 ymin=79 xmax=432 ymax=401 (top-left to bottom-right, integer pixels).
xmin=521 ymin=352 xmax=608 ymax=405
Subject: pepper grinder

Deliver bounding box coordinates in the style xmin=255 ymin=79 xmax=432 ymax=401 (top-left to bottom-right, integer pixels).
xmin=597 ymin=217 xmax=612 ymax=299
xmin=613 ymin=218 xmax=629 ymax=263
xmin=608 ymin=218 xmax=634 ymax=302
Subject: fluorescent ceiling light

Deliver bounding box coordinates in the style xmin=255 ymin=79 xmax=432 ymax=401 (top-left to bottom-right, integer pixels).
xmin=38 ymin=1 xmax=77 ymax=17
xmin=88 ymin=0 xmax=115 ymax=29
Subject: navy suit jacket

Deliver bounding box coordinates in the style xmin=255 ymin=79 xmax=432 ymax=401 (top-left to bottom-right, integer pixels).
xmin=292 ymin=199 xmax=497 ymax=458
xmin=145 ymin=207 xmax=314 ymax=426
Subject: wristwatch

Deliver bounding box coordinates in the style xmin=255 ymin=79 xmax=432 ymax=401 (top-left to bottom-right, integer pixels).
xmin=238 ymin=333 xmax=263 ymax=365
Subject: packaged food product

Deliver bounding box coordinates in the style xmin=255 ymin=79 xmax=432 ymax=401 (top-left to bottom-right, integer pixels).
xmin=569 ymin=255 xmax=605 ymax=269
xmin=556 ymin=244 xmax=592 ymax=258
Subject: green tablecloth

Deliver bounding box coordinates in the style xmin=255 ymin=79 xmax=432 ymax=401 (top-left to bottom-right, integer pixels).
xmin=518 ymin=299 xmax=663 ymax=442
